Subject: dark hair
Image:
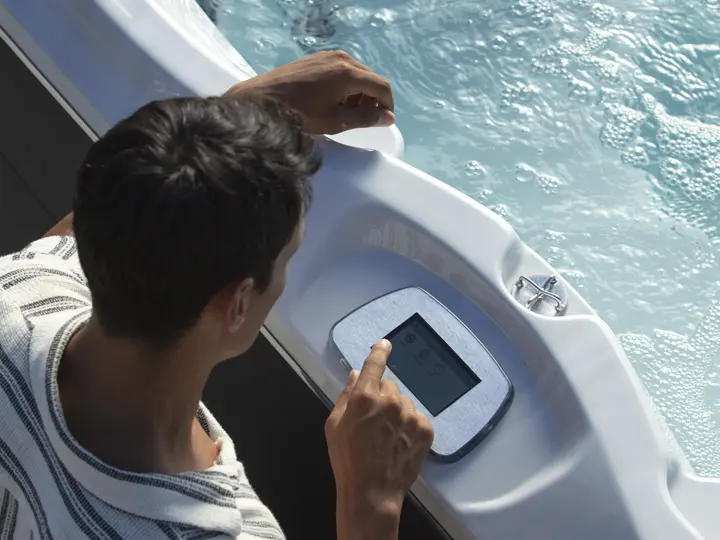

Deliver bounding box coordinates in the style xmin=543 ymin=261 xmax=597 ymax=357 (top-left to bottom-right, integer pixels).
xmin=73 ymin=94 xmax=321 ymax=344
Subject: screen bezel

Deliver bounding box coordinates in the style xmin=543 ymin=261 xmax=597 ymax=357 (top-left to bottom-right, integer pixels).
xmin=331 ymin=286 xmax=513 ymax=460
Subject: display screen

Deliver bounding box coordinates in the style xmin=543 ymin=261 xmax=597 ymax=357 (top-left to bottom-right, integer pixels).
xmin=383 ymin=313 xmax=480 ymax=416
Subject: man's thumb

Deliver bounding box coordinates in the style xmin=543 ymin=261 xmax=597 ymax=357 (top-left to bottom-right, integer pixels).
xmin=329 ymin=369 xmax=360 ymax=421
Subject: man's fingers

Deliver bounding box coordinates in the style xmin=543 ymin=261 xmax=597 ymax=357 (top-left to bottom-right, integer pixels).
xmin=342 ymin=70 xmax=395 ymax=112
xmin=357 ymin=94 xmax=379 ymax=107
xmin=341 ymin=93 xmax=378 ymax=108
xmin=355 ymin=339 xmax=392 ymax=393
xmin=400 ymin=395 xmax=416 ymax=411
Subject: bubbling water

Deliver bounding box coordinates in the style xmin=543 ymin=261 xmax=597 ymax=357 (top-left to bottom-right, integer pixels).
xmin=207 ymin=0 xmax=720 ymax=475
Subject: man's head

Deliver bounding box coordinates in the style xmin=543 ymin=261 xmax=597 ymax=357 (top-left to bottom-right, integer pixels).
xmin=73 ymin=94 xmax=321 ymax=358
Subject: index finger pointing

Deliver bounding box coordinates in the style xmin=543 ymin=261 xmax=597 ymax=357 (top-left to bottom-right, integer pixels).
xmin=355 ymin=339 xmax=392 ymax=393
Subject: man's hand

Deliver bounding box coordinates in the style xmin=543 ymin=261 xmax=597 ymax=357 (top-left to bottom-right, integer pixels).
xmin=326 ymin=339 xmax=435 ymax=540
xmin=225 ymin=51 xmax=395 ymax=135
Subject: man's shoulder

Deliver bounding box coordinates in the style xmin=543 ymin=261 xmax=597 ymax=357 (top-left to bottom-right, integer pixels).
xmin=0 ymin=236 xmax=84 ymax=277
xmin=0 ymin=236 xmax=90 ymax=316
xmin=0 ymin=236 xmax=91 ymax=361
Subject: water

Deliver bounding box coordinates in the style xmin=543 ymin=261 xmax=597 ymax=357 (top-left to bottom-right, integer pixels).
xmin=203 ymin=0 xmax=720 ymax=476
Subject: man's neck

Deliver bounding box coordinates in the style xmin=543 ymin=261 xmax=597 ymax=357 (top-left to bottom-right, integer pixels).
xmin=58 ymin=316 xmax=219 ymax=474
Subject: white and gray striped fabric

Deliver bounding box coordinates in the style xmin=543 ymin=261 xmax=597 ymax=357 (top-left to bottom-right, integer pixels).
xmin=0 ymin=236 xmax=285 ymax=539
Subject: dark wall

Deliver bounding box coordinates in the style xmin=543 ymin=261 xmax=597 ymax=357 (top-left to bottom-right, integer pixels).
xmin=0 ymin=37 xmax=92 ymax=254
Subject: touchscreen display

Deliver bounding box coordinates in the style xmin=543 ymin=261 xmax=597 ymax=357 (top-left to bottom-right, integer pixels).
xmin=383 ymin=313 xmax=480 ymax=416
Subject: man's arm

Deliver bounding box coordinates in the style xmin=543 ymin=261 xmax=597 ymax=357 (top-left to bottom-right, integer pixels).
xmin=224 ymin=50 xmax=394 ymax=135
xmin=336 ymin=495 xmax=401 ymax=540
xmin=43 ymin=213 xmax=74 ymax=237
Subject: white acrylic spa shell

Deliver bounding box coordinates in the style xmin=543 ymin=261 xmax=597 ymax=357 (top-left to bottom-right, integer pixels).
xmin=0 ymin=1 xmax=718 ymax=538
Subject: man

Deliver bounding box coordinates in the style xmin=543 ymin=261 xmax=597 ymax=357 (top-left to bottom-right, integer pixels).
xmin=0 ymin=51 xmax=433 ymax=539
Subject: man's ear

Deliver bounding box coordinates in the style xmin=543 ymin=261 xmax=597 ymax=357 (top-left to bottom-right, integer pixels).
xmin=227 ymin=278 xmax=255 ymax=333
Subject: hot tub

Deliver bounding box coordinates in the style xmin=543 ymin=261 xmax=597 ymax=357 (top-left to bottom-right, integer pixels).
xmin=0 ymin=1 xmax=717 ymax=538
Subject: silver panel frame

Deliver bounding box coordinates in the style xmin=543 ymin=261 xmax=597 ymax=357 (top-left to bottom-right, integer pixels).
xmin=331 ymin=287 xmax=513 ymax=460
